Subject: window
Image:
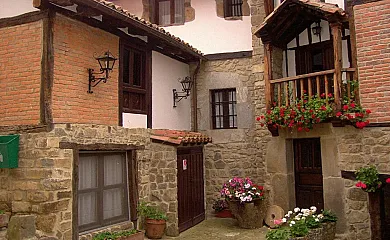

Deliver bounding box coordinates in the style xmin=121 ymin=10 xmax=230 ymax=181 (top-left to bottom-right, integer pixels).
xmin=211 ymin=89 xmax=237 ymax=129
xmin=224 ymin=0 xmax=243 ymax=17
xmin=78 ymin=152 xmax=129 ymax=232
xmin=155 ymin=0 xmax=185 ymax=26
xmin=122 ymin=46 xmax=148 ymax=114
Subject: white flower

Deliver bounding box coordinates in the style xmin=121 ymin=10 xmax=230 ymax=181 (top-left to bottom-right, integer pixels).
xmin=315 ymin=218 xmax=319 ymax=222
xmin=282 ymin=218 xmax=287 ymax=223
xmin=245 ymin=183 xmax=251 ymax=188
xmin=318 ymin=214 xmax=324 ymax=219
xmin=290 ymin=221 xmax=296 ymax=225
xmin=310 ymin=206 xmax=317 ymax=212
xmin=288 ymin=211 xmax=293 ymax=215
xmin=294 ymin=207 xmax=300 ymax=213
xmin=302 ymin=216 xmax=306 ymax=220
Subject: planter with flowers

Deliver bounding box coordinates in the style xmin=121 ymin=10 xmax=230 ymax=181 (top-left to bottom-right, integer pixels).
xmin=220 ymin=177 xmax=267 ymax=228
xmin=266 ymin=207 xmax=337 ymax=240
xmin=257 ymin=93 xmax=371 ymax=135
xmin=212 ymin=199 xmax=233 ymax=218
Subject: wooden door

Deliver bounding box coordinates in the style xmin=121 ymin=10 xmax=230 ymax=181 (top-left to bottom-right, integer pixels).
xmin=177 ymin=147 xmax=205 ymax=232
xmin=382 ymin=185 xmax=390 ymax=239
xmin=294 ymin=138 xmax=324 ymax=210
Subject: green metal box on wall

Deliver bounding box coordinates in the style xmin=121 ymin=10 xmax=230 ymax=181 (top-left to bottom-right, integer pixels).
xmin=0 ymin=135 xmax=19 ymax=168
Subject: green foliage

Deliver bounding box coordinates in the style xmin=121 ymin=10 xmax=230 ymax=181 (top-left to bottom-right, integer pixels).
xmin=321 ymin=209 xmax=338 ymax=223
xmin=305 ymin=215 xmax=321 ymax=229
xmin=355 ymin=165 xmax=382 ymax=192
xmin=93 ymin=229 xmax=138 ymax=240
xmin=266 ymin=227 xmax=291 ymax=240
xmin=0 ymin=210 xmax=4 ymax=214
xmin=290 ymin=220 xmax=309 ymax=237
xmin=138 ymin=201 xmax=168 ymax=221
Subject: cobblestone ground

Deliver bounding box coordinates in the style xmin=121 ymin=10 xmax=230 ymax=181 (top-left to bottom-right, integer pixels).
xmin=147 ymin=218 xmax=268 ymax=240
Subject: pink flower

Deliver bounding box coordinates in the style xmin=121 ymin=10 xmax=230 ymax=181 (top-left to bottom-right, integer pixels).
xmin=356 ymin=181 xmax=362 ymax=188
xmin=386 ymin=178 xmax=390 ymax=184
xmin=273 ymin=219 xmax=283 ymax=225
xmin=361 ymin=183 xmax=367 ymax=189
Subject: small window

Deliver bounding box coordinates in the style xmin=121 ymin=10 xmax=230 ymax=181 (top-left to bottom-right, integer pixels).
xmin=211 ymin=89 xmax=237 ymax=129
xmin=155 ymin=0 xmax=185 ymax=26
xmin=78 ymin=152 xmax=129 ymax=232
xmin=224 ymin=0 xmax=243 ymax=18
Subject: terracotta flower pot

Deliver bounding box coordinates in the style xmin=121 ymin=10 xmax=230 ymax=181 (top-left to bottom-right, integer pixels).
xmin=227 ymin=199 xmax=267 ymax=229
xmin=215 ymin=209 xmax=233 ymax=218
xmin=116 ymin=231 xmax=144 ymax=240
xmin=145 ymin=219 xmax=166 ymax=239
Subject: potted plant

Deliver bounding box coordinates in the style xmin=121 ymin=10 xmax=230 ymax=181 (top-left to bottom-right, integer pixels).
xmin=138 ymin=202 xmax=168 ymax=239
xmin=220 ymin=177 xmax=267 ymax=228
xmin=0 ymin=210 xmax=9 ymax=228
xmin=92 ymin=229 xmax=144 ymax=240
xmin=212 ymin=199 xmax=232 ymax=218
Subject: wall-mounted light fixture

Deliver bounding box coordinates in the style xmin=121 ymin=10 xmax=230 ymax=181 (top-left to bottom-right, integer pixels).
xmin=88 ymin=51 xmax=117 ymax=93
xmin=173 ymin=76 xmax=194 ymax=107
xmin=312 ymin=21 xmax=322 ymax=36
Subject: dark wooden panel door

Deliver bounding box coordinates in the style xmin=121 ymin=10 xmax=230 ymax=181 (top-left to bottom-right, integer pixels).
xmin=177 ymin=147 xmax=205 ymax=233
xmin=382 ymin=185 xmax=390 ymax=239
xmin=294 ymin=138 xmax=324 ymax=210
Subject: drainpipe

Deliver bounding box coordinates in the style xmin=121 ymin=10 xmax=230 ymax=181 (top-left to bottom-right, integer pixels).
xmin=192 ymin=59 xmax=201 ymax=132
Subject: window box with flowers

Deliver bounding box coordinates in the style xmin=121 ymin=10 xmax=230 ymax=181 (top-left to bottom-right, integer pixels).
xmin=257 ymin=93 xmax=371 ymax=136
xmin=220 ymin=177 xmax=267 ymax=228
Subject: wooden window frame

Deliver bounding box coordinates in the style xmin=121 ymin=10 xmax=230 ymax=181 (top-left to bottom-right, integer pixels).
xmin=211 ymin=88 xmax=237 ymax=129
xmin=119 ymin=40 xmax=152 ymax=128
xmin=224 ymin=0 xmax=243 ymax=18
xmin=154 ymin=0 xmax=185 ymax=26
xmin=77 ymin=152 xmax=130 ymax=233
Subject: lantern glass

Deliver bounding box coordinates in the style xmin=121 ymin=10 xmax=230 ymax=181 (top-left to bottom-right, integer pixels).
xmin=180 ymin=77 xmax=193 ymax=92
xmin=97 ymin=51 xmax=117 ymax=71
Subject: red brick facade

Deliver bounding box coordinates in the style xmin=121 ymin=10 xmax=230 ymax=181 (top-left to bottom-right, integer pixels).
xmin=355 ymin=0 xmax=390 ymax=123
xmin=0 ymin=21 xmax=43 ymax=126
xmin=52 ymin=15 xmax=119 ymax=125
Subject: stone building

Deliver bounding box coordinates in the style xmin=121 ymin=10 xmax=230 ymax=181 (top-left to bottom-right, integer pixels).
xmin=0 ymin=0 xmax=390 ymax=239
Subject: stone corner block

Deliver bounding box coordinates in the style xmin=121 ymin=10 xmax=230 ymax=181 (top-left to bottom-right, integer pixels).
xmin=7 ymin=215 xmax=37 ymax=240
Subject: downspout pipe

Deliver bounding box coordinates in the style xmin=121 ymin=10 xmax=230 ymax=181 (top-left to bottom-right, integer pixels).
xmin=192 ymin=59 xmax=202 ymax=132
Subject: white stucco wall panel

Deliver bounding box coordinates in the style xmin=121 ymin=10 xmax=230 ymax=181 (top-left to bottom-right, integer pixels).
xmin=151 ymin=51 xmax=191 ymax=130
xmin=0 ymin=0 xmax=36 ymax=18
xmin=123 ymin=113 xmax=148 ymax=128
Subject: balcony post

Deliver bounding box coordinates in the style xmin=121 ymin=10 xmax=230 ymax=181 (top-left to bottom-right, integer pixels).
xmin=331 ymin=22 xmax=343 ymax=110
xmin=264 ymin=43 xmax=272 ymax=110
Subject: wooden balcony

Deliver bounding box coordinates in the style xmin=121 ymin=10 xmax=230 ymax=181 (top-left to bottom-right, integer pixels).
xmin=269 ymin=68 xmax=357 ymax=108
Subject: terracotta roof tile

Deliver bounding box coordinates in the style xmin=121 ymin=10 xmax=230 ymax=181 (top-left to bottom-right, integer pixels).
xmin=151 ymin=129 xmax=212 ymax=145
xmin=94 ymin=0 xmax=203 ymax=56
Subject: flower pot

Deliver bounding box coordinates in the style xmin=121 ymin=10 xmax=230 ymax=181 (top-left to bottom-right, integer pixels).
xmin=116 ymin=231 xmax=144 ymax=240
xmin=267 ymin=125 xmax=279 ymax=137
xmin=321 ymin=222 xmax=336 ymax=240
xmin=145 ymin=219 xmax=166 ymax=239
xmin=215 ymin=209 xmax=233 ymax=218
xmin=227 ymin=199 xmax=267 ymax=229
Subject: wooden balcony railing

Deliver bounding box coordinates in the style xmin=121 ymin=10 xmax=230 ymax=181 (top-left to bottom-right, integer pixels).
xmin=269 ymin=68 xmax=357 ymax=108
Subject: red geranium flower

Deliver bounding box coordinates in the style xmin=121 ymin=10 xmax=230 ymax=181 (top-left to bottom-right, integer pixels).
xmin=350 ymin=103 xmax=356 ymax=108
xmin=256 ymin=117 xmax=261 ymax=121
xmin=366 ymin=109 xmax=371 ymax=114
xmin=386 ymin=178 xmax=390 ymax=184
xmin=336 ymin=112 xmax=342 ymax=117
xmin=343 ymin=105 xmax=349 ymax=111
xmin=298 ymin=127 xmax=303 ymax=132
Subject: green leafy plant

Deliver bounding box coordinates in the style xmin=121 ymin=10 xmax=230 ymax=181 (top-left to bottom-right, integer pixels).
xmin=0 ymin=210 xmax=4 ymax=214
xmin=355 ymin=165 xmax=382 ymax=192
xmin=320 ymin=209 xmax=338 ymax=223
xmin=93 ymin=229 xmax=138 ymax=240
xmin=138 ymin=201 xmax=168 ymax=221
xmin=305 ymin=215 xmax=321 ymax=229
xmin=266 ymin=227 xmax=291 ymax=240
xmin=257 ymin=92 xmax=371 ymax=132
xmin=290 ymin=220 xmax=309 ymax=237
xmin=212 ymin=199 xmax=228 ymax=213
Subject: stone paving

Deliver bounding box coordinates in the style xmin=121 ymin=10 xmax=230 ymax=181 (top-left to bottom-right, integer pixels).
xmin=147 ymin=218 xmax=268 ymax=240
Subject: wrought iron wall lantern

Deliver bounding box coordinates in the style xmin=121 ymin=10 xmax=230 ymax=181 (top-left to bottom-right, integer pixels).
xmin=173 ymin=76 xmax=194 ymax=107
xmin=88 ymin=51 xmax=117 ymax=93
xmin=312 ymin=21 xmax=322 ymax=36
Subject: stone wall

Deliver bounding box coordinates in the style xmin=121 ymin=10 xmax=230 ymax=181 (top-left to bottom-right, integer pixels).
xmin=196 ymin=55 xmax=267 ymax=213
xmin=0 ymin=124 xmax=150 ymax=239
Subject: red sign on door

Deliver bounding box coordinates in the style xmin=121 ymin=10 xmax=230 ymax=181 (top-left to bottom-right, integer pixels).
xmin=183 ymin=159 xmax=187 ymax=170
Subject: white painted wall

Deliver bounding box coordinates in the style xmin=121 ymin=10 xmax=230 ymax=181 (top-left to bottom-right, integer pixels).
xmin=123 ymin=51 xmax=191 ymax=130
xmin=151 ymin=51 xmax=191 ymax=130
xmin=0 ymin=0 xmax=36 ymax=18
xmin=274 ymin=0 xmax=344 ymax=9
xmin=113 ymin=0 xmax=252 ymax=54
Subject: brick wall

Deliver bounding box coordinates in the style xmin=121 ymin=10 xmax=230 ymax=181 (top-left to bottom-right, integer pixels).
xmin=0 ymin=21 xmax=42 ymax=126
xmin=52 ymin=14 xmax=119 ymax=125
xmin=355 ymin=0 xmax=390 ymax=123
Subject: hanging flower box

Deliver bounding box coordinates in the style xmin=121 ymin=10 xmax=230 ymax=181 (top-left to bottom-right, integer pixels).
xmin=257 ymin=93 xmax=371 ymax=135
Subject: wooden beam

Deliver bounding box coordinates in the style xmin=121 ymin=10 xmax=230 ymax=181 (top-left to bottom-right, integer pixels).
xmin=76 ymin=5 xmax=101 ymax=17
xmin=331 ymin=22 xmax=343 ymax=110
xmin=264 ymin=43 xmax=273 ymax=110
